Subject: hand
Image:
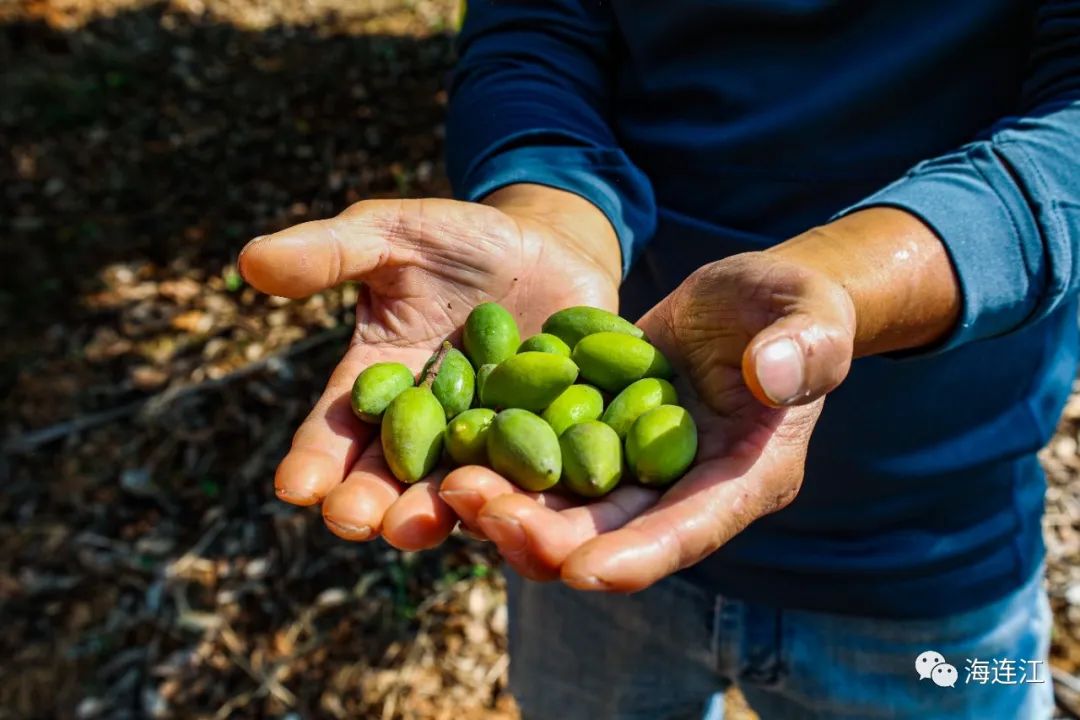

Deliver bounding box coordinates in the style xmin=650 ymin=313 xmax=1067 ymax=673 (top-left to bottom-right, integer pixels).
xmin=239 ymin=184 xmax=622 ymax=551
xmin=441 ymin=206 xmax=960 ymax=590
xmin=441 ymin=251 xmax=857 ymax=589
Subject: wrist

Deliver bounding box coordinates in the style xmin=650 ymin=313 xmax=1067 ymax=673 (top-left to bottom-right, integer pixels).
xmin=768 ymin=207 xmax=961 ymax=357
xmin=481 ymin=183 xmax=623 ymax=289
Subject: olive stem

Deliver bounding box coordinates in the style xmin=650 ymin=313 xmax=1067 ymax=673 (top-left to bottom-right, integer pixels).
xmin=420 ymin=341 xmax=454 ymax=389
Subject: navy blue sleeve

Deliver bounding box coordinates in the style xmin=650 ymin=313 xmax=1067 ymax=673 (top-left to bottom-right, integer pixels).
xmin=841 ymin=1 xmax=1080 ymax=351
xmin=446 ymin=1 xmax=657 ymax=278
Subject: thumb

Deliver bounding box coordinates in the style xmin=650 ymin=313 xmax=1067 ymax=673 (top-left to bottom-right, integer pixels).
xmin=238 ymin=200 xmax=407 ymax=299
xmin=742 ymin=285 xmax=856 ymax=407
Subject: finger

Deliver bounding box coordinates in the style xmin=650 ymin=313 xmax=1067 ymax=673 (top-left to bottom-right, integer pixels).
xmin=382 ymin=471 xmax=458 ymax=551
xmin=742 ymin=280 xmax=855 ymax=407
xmin=477 ymin=486 xmax=658 ymax=581
xmin=561 ymin=406 xmax=816 ymax=593
xmin=238 ymin=200 xmax=409 ymax=299
xmin=455 ymin=525 xmax=491 ymax=542
xmin=275 ymin=344 xmax=375 ymax=506
xmin=276 ymin=342 xmax=425 ymax=506
xmin=474 ymin=495 xmax=560 ymax=580
xmin=561 ymin=462 xmax=747 ymax=592
xmin=321 ymin=441 xmax=403 ymax=541
xmin=439 ymin=465 xmax=575 ymax=530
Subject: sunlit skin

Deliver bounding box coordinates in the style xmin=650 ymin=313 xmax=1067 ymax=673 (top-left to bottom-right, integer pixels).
xmin=239 ymin=184 xmax=621 ymax=550
xmin=241 ymin=183 xmax=961 ymax=589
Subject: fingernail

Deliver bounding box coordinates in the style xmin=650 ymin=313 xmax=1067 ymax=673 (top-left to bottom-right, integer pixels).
xmin=324 ymin=518 xmax=372 ymax=540
xmin=275 ymin=486 xmax=318 ymax=506
xmin=755 ymin=338 xmax=804 ymax=405
xmin=239 ymin=234 xmax=268 ymax=255
xmin=562 ymin=574 xmax=612 ymax=591
xmin=477 ymin=515 xmax=525 ymax=551
xmin=439 ymin=488 xmax=480 ymax=511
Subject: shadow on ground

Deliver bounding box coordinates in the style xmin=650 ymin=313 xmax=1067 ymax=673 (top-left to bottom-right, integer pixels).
xmin=0 ymin=3 xmax=521 ymax=718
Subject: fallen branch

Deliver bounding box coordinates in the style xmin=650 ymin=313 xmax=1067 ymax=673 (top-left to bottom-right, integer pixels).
xmin=4 ymin=325 xmax=351 ymax=455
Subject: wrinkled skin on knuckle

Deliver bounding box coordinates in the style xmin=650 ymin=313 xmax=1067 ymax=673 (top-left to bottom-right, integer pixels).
xmin=667 ymin=275 xmax=741 ymax=366
xmin=676 ymin=255 xmax=856 ymax=400
xmin=669 ymin=254 xmax=785 ymax=363
xmin=729 ymin=469 xmax=803 ymax=531
xmin=749 ymin=411 xmax=815 ymax=517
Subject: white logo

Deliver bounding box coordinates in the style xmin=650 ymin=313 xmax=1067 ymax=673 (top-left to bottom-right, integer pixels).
xmin=932 ymin=662 xmax=958 ymax=688
xmin=916 ymin=650 xmax=957 ymax=688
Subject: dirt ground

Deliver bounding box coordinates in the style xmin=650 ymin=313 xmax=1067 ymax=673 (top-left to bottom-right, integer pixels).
xmin=1 ymin=1 xmax=1078 ymax=718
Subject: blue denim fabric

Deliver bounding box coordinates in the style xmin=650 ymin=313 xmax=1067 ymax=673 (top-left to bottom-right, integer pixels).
xmin=506 ymin=566 xmax=1052 ymax=720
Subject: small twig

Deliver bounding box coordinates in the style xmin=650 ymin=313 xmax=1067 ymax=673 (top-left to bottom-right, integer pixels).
xmin=418 ymin=340 xmax=451 ymax=388
xmin=214 ymin=626 xmax=327 ymax=719
xmin=218 ymin=623 xmax=297 ymax=708
xmin=3 ymin=400 xmax=146 ymax=455
xmin=214 ymin=688 xmax=262 ymax=720
xmin=4 ymin=325 xmax=350 ymax=454
xmin=166 ymin=514 xmax=227 ymax=580
xmin=481 ymin=652 xmax=509 ymax=688
xmin=1054 ymin=667 xmax=1080 ymax=719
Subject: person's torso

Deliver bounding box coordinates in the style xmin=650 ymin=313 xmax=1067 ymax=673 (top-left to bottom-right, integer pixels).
xmin=609 ymin=0 xmax=1038 ymax=237
xmin=612 ymin=0 xmax=1074 ymax=617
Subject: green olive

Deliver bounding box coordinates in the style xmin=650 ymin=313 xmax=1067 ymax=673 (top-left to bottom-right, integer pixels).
xmin=381 ymin=387 xmax=447 ymax=483
xmin=445 ymin=408 xmax=497 ymax=466
xmin=625 ymin=405 xmax=697 ymax=487
xmin=602 ymin=378 xmax=678 ymax=439
xmin=542 ymin=384 xmax=604 ymax=436
xmin=572 ymin=332 xmax=673 ymax=393
xmin=542 ymin=306 xmax=644 ymax=349
xmin=350 ymin=362 xmax=415 ymax=424
xmin=463 ymin=302 xmax=520 ymax=367
xmin=518 ymin=333 xmax=571 ymax=357
xmin=560 ymin=421 xmax=623 ymax=497
xmin=480 ymin=352 xmax=579 ymax=412
xmin=475 ymin=363 xmax=497 ymax=406
xmin=487 ymin=409 xmax=561 ymax=491
xmin=421 ymin=342 xmax=475 ymax=419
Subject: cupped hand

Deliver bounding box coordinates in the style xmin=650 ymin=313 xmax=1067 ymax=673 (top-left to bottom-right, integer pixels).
xmin=239 ymin=185 xmax=621 ymax=551
xmin=441 ymin=251 xmax=857 ymax=590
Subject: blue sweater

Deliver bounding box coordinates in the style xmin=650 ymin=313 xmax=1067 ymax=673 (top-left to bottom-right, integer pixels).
xmin=446 ymin=0 xmax=1080 ymax=618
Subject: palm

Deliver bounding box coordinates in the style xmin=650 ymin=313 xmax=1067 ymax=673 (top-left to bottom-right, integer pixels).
xmin=347 ymin=200 xmax=615 ymax=348
xmin=240 ymin=196 xmax=618 ymax=550
xmin=441 ymin=254 xmax=853 ymax=590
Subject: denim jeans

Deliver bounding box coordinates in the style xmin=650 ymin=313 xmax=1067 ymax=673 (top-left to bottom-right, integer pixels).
xmin=506 ymin=566 xmax=1053 ymax=719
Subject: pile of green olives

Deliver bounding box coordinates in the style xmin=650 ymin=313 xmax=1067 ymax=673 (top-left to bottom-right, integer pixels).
xmin=350 ymin=303 xmax=698 ymax=497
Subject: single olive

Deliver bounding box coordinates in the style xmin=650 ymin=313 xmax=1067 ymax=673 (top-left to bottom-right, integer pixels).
xmin=381 ymin=386 xmax=447 ymax=483
xmin=518 ymin=333 xmax=571 ymax=357
xmin=560 ymin=421 xmax=623 ymax=497
xmin=487 ymin=409 xmax=561 ymax=491
xmin=542 ymin=306 xmax=644 ymax=349
xmin=421 ymin=342 xmax=475 ymax=419
xmin=445 ymin=408 xmax=496 ymax=466
xmin=475 ymin=363 xmax=497 ymax=406
xmin=350 ymin=362 xmax=415 ymax=424
xmin=572 ymin=332 xmax=673 ymax=393
xmin=480 ymin=352 xmax=578 ymax=412
xmin=463 ymin=302 xmax=520 ymax=367
xmin=625 ymin=404 xmax=697 ymax=487
xmin=542 ymin=384 xmax=604 ymax=436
